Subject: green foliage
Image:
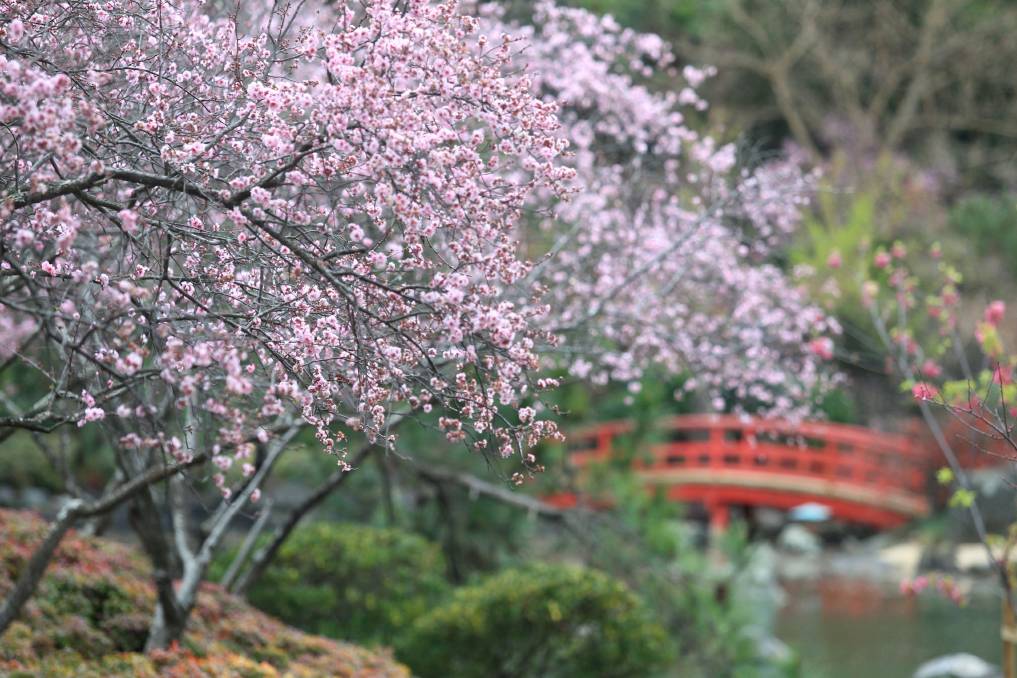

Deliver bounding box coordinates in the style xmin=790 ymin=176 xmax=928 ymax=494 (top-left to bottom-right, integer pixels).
xmin=406 ymin=477 xmax=537 ymax=578
xmin=568 ymin=0 xmax=721 ymax=39
xmin=949 ymin=194 xmax=1017 ymax=269
xmin=549 ymin=463 xmax=797 ymax=677
xmin=399 ymin=373 xmax=696 ymax=580
xmin=0 ymin=429 xmax=117 ymax=493
xmin=0 ymin=432 xmax=63 ymax=491
xmin=245 ymin=522 xmax=450 ymax=645
xmin=795 ymin=193 xmax=874 ymax=315
xmin=789 ymin=155 xmax=929 ymax=329
xmin=949 ymin=488 xmax=977 ymax=509
xmin=817 ymin=388 xmax=858 ymax=424
xmin=396 ymin=562 xmax=671 ymax=678
xmin=547 ymin=372 xmax=695 ymax=425
xmin=0 ymin=510 xmax=409 ymax=677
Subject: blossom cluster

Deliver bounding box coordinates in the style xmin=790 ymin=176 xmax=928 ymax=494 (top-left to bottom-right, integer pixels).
xmin=900 ymin=574 xmax=966 ymax=606
xmin=1 ymin=0 xmax=839 ymax=499
xmin=482 ymin=2 xmax=838 ymax=417
xmin=1 ymin=0 xmax=572 ymax=481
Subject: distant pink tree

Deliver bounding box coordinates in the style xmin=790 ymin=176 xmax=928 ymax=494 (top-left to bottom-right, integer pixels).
xmin=0 ymin=0 xmax=836 ymax=646
xmin=825 ymin=240 xmax=1017 ymax=618
xmin=481 ymin=3 xmax=839 ymax=418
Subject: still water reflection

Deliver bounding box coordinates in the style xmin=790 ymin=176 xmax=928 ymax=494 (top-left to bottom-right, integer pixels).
xmin=776 ymin=575 xmax=999 ymax=678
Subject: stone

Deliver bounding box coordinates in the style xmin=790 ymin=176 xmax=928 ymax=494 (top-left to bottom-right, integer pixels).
xmin=20 ymin=486 xmax=49 ymax=509
xmin=776 ymin=523 xmax=821 ymax=554
xmin=913 ymin=653 xmax=1001 ymax=678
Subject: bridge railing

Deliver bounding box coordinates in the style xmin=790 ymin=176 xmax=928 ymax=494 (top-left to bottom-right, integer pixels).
xmin=562 ymin=414 xmax=929 ymax=500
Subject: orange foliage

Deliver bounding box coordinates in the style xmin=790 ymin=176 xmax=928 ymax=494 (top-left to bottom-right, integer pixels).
xmin=0 ymin=510 xmax=409 ymax=677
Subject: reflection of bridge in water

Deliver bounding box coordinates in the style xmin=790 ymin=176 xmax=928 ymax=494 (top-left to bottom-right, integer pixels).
xmin=545 ymin=414 xmax=946 ymax=531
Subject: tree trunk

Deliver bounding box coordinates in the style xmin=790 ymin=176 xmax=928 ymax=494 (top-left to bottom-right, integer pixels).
xmin=219 ymin=499 xmax=273 ymax=591
xmin=129 ymin=490 xmax=188 ymax=652
xmin=230 ymin=444 xmax=372 ymax=595
xmin=0 ymin=453 xmax=207 ymax=639
xmin=0 ymin=500 xmax=82 ymax=635
xmin=135 ymin=427 xmax=299 ymax=650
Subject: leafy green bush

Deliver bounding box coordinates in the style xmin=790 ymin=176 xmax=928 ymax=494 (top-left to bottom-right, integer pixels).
xmin=245 ymin=522 xmax=449 ymax=645
xmin=397 ymin=562 xmax=671 ymax=678
xmin=949 ymin=193 xmax=1017 ymax=269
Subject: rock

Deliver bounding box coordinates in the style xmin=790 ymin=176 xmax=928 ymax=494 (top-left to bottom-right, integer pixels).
xmin=913 ymin=653 xmax=1001 ymax=678
xmin=918 ymin=541 xmax=956 ymax=572
xmin=756 ymin=635 xmax=795 ymax=666
xmin=955 ymin=544 xmax=994 ymax=573
xmin=733 ymin=543 xmax=786 ymax=628
xmin=777 ymin=524 xmax=821 ymax=555
xmin=20 ymin=486 xmax=49 ymax=509
xmin=879 ymin=541 xmax=923 ymax=578
xmin=753 ymin=507 xmax=786 ymax=535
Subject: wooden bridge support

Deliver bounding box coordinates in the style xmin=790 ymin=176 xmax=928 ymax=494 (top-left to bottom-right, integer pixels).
xmin=707 ymin=502 xmax=730 ymax=538
xmin=1004 ymin=600 xmax=1017 ymax=678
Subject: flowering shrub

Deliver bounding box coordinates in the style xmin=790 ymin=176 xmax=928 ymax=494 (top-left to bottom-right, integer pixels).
xmin=860 ymin=241 xmax=1016 ymax=455
xmin=396 ymin=562 xmax=671 ymax=678
xmin=824 ymin=235 xmax=1017 ymax=627
xmin=0 ymin=510 xmax=409 ymax=676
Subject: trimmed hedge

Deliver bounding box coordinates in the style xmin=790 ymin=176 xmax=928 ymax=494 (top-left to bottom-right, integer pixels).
xmin=245 ymin=522 xmax=450 ymax=645
xmin=396 ymin=562 xmax=672 ymax=678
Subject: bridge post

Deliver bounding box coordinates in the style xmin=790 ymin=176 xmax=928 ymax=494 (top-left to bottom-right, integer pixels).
xmin=708 ymin=502 xmax=730 ymax=538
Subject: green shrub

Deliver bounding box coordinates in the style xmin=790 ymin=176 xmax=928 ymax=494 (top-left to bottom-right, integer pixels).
xmin=245 ymin=522 xmax=449 ymax=645
xmin=396 ymin=562 xmax=671 ymax=678
xmin=949 ymin=193 xmax=1017 ymax=269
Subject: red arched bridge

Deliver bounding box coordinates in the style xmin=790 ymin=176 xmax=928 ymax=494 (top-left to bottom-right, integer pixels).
xmin=544 ymin=414 xmax=950 ymax=531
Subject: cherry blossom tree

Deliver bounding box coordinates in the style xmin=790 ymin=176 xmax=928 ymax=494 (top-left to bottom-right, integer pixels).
xmin=0 ymin=0 xmax=836 ymax=647
xmin=223 ymin=3 xmax=843 ymax=599
xmin=0 ymin=0 xmax=572 ymax=644
xmin=486 ymin=2 xmax=839 ymax=416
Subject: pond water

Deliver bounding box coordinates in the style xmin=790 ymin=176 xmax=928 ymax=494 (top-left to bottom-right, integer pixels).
xmin=776 ymin=575 xmax=1000 ymax=678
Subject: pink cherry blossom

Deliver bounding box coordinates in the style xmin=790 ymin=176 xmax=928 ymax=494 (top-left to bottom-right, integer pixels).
xmin=1 ymin=0 xmax=836 ymax=490
xmin=1 ymin=0 xmax=573 ymax=469
xmin=920 ymin=360 xmax=942 ymax=378
xmin=985 ymin=300 xmax=1006 ymax=326
xmin=809 ymin=337 xmax=835 ymax=361
xmin=912 ymin=382 xmax=939 ymax=402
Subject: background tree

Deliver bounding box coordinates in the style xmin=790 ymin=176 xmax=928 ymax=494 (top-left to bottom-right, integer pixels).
xmin=487 ymin=1 xmax=839 ymax=417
